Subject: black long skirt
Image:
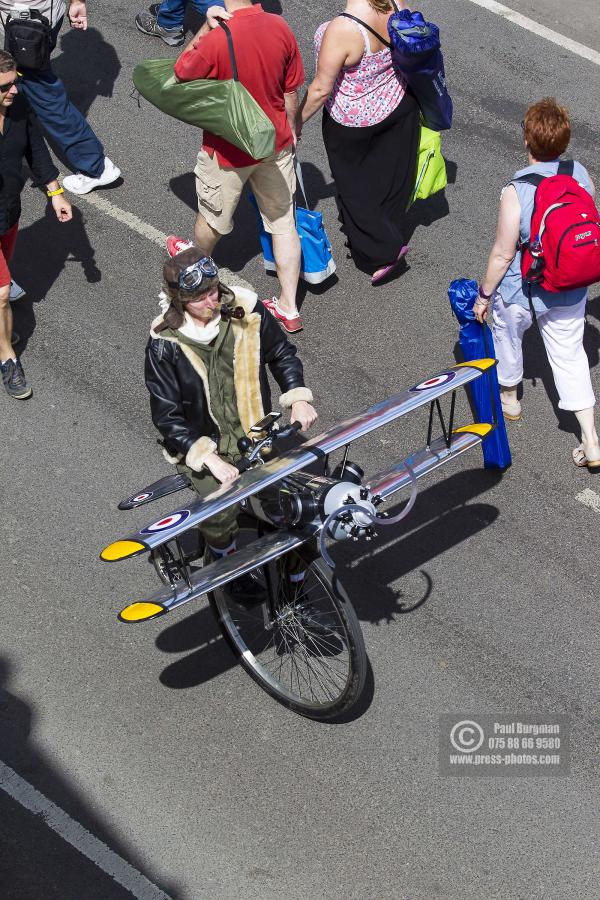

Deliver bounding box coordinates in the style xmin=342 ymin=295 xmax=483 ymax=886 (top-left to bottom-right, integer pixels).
xmin=322 ymin=90 xmax=420 ymax=272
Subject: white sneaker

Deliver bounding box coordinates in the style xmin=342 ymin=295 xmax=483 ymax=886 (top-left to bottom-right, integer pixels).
xmin=62 ymin=158 xmax=121 ymax=195
xmin=9 ymin=280 xmax=25 ymax=302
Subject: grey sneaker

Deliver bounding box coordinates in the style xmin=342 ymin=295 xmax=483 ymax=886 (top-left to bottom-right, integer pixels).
xmin=135 ymin=10 xmax=184 ymax=46
xmin=1 ymin=358 xmax=32 ymax=399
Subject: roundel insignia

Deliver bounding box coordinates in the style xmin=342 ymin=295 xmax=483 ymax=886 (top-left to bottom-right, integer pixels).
xmin=132 ymin=492 xmax=153 ymax=503
xmin=409 ymin=372 xmax=456 ymax=393
xmin=141 ymin=509 xmax=190 ymax=535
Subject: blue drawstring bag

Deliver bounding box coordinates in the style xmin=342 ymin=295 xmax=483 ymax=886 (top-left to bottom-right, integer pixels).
xmin=249 ymin=160 xmax=336 ymax=284
xmin=448 ymin=278 xmax=512 ymax=470
xmin=388 ymin=9 xmax=453 ymax=132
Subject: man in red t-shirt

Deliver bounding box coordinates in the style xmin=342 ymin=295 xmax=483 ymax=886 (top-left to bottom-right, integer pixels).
xmin=174 ymin=1 xmax=305 ymax=332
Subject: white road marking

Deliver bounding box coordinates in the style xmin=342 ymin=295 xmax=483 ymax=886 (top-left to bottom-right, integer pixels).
xmin=77 ymin=191 xmax=170 ymax=247
xmin=576 ymin=488 xmax=600 ymax=514
xmin=0 ymin=761 xmax=170 ymax=900
xmin=463 ymin=0 xmax=600 ymax=66
xmin=74 ymin=188 xmax=251 ymax=289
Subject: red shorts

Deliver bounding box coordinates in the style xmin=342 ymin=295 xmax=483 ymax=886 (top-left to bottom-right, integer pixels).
xmin=0 ymin=222 xmax=19 ymax=288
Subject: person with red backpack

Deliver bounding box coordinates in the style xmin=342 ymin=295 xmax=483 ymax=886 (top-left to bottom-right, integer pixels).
xmin=475 ymin=98 xmax=600 ymax=471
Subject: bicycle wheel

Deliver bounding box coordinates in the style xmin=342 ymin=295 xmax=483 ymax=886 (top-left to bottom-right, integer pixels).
xmin=208 ymin=527 xmax=367 ymax=720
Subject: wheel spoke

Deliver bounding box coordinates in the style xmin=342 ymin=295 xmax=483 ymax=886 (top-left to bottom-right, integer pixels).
xmin=211 ymin=534 xmax=364 ymax=714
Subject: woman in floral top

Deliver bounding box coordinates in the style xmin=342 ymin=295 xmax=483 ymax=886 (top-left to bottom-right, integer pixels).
xmin=297 ymin=0 xmax=419 ymax=284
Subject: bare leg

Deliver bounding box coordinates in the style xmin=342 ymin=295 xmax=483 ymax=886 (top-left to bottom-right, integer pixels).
xmin=575 ymin=406 xmax=600 ymax=461
xmin=271 ymin=228 xmax=300 ymax=315
xmin=194 ymin=212 xmax=221 ymax=256
xmin=0 ymin=285 xmax=14 ymax=361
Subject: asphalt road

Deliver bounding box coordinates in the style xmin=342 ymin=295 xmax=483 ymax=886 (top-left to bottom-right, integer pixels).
xmin=2 ymin=1 xmax=600 ymax=898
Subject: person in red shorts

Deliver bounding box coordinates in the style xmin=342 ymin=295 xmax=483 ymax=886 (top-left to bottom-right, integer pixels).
xmin=0 ymin=51 xmax=72 ymax=400
xmin=173 ymin=1 xmax=306 ymax=333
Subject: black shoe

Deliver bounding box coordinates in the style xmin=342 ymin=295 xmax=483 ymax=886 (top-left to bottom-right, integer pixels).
xmin=1 ymin=358 xmax=32 ymax=400
xmin=223 ymin=571 xmax=267 ymax=605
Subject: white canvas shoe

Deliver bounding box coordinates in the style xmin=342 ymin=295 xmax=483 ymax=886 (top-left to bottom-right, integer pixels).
xmin=62 ymin=158 xmax=121 ymax=195
xmin=9 ymin=280 xmax=25 ymax=302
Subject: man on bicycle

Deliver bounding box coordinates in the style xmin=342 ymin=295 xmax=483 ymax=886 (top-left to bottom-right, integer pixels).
xmin=145 ymin=248 xmax=317 ymax=597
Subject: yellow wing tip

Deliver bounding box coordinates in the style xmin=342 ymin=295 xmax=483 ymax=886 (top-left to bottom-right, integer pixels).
xmin=453 ymin=358 xmax=497 ymax=372
xmin=101 ymin=539 xmax=146 ymax=561
xmin=453 ymin=423 xmax=494 ymax=437
xmin=118 ymin=602 xmax=166 ymax=623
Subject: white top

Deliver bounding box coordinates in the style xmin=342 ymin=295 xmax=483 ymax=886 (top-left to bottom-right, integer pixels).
xmin=0 ymin=0 xmax=66 ymax=30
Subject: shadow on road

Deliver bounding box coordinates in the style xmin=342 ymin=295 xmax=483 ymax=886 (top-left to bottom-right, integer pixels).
xmin=328 ymin=467 xmax=502 ymax=625
xmin=154 ymin=467 xmax=501 ymax=716
xmin=0 ymin=657 xmax=180 ymax=899
xmin=53 ymin=27 xmax=121 ymax=120
xmin=10 ymin=204 xmax=99 ymax=356
xmin=157 ymin=605 xmax=237 ymax=689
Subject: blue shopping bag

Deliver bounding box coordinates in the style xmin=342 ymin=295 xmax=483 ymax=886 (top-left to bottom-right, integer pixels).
xmin=448 ymin=278 xmax=512 ymax=470
xmin=249 ymin=160 xmax=336 ymax=284
xmin=388 ymin=9 xmax=453 ymax=132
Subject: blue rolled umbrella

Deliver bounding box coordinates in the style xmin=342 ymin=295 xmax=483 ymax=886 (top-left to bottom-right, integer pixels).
xmin=448 ymin=278 xmax=512 ymax=470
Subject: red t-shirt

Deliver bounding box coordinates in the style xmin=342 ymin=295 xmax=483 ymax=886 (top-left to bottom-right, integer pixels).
xmin=174 ymin=6 xmax=304 ymax=168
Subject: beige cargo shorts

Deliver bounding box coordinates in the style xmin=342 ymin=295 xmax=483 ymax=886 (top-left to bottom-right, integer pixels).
xmin=195 ymin=146 xmax=296 ymax=235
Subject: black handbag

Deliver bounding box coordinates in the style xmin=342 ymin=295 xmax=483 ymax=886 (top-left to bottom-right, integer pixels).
xmin=3 ymin=5 xmax=53 ymax=71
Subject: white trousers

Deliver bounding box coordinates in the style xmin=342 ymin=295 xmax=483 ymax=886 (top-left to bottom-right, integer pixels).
xmin=492 ymin=293 xmax=595 ymax=411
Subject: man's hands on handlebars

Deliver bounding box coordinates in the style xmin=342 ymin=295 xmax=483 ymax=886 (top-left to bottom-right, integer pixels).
xmin=290 ymin=400 xmax=318 ymax=431
xmin=203 ymin=405 xmax=317 ymax=483
xmin=204 ymin=452 xmax=240 ymax=485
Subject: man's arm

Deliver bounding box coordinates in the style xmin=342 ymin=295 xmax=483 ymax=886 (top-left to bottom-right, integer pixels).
xmin=174 ymin=5 xmax=231 ymax=81
xmin=284 ymin=91 xmax=299 ymax=146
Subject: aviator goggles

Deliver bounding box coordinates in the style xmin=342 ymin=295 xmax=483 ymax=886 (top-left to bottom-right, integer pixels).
xmin=171 ymin=256 xmax=219 ymax=293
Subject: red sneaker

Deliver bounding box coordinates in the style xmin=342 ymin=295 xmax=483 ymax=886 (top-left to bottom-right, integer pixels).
xmin=261 ymin=297 xmax=303 ymax=333
xmin=166 ymin=235 xmax=194 ymax=258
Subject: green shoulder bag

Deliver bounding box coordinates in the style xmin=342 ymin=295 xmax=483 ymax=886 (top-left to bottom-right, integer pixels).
xmin=132 ymin=22 xmax=276 ymax=160
xmin=409 ymin=123 xmax=448 ymax=205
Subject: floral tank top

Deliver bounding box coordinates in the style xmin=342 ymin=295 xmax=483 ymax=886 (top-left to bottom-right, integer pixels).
xmin=314 ymin=18 xmax=406 ymax=128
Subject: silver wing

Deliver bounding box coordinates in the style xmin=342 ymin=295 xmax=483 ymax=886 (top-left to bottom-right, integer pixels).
xmin=117 ymin=425 xmax=494 ymax=623
xmin=102 ymin=360 xmax=495 ymax=562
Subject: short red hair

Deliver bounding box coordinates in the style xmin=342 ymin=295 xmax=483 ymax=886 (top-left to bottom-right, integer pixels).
xmin=523 ymin=98 xmax=571 ymax=161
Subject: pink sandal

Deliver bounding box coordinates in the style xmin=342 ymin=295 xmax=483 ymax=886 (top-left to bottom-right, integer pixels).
xmin=371 ymin=245 xmax=409 ymax=285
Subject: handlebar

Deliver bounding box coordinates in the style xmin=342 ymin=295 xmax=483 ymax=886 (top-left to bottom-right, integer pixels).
xmin=235 ymin=420 xmax=303 ymax=473
xmin=276 ymin=420 xmax=302 ymax=440
xmin=235 ymin=456 xmax=254 ymax=473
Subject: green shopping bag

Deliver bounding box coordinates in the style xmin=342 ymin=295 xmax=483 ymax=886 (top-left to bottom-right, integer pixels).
xmin=409 ymin=123 xmax=447 ymax=205
xmin=132 ymin=23 xmax=275 ymax=161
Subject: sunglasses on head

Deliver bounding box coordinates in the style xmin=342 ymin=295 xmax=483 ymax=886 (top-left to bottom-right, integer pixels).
xmin=170 ymin=256 xmax=219 ymax=293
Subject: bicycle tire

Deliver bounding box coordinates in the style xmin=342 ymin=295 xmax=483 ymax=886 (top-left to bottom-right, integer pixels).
xmin=208 ymin=526 xmax=367 ymax=720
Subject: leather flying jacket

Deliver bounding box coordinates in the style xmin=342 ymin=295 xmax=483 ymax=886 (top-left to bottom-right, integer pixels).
xmin=144 ymin=289 xmax=313 ymax=470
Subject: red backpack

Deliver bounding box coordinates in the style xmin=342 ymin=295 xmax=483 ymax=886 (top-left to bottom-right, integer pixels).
xmin=516 ymin=160 xmax=600 ymax=293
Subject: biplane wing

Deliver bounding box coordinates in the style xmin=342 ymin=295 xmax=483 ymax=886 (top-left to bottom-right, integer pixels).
xmin=118 ymin=525 xmax=319 ymax=623
xmin=117 ymin=427 xmax=494 ymax=623
xmin=101 ymin=359 xmax=495 ymax=562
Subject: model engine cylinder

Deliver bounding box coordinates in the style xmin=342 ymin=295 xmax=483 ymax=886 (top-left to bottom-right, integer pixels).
xmin=276 ymin=470 xmax=377 ymax=541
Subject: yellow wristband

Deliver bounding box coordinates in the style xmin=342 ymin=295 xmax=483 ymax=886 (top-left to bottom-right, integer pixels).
xmin=47 ymin=187 xmax=64 ymax=197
